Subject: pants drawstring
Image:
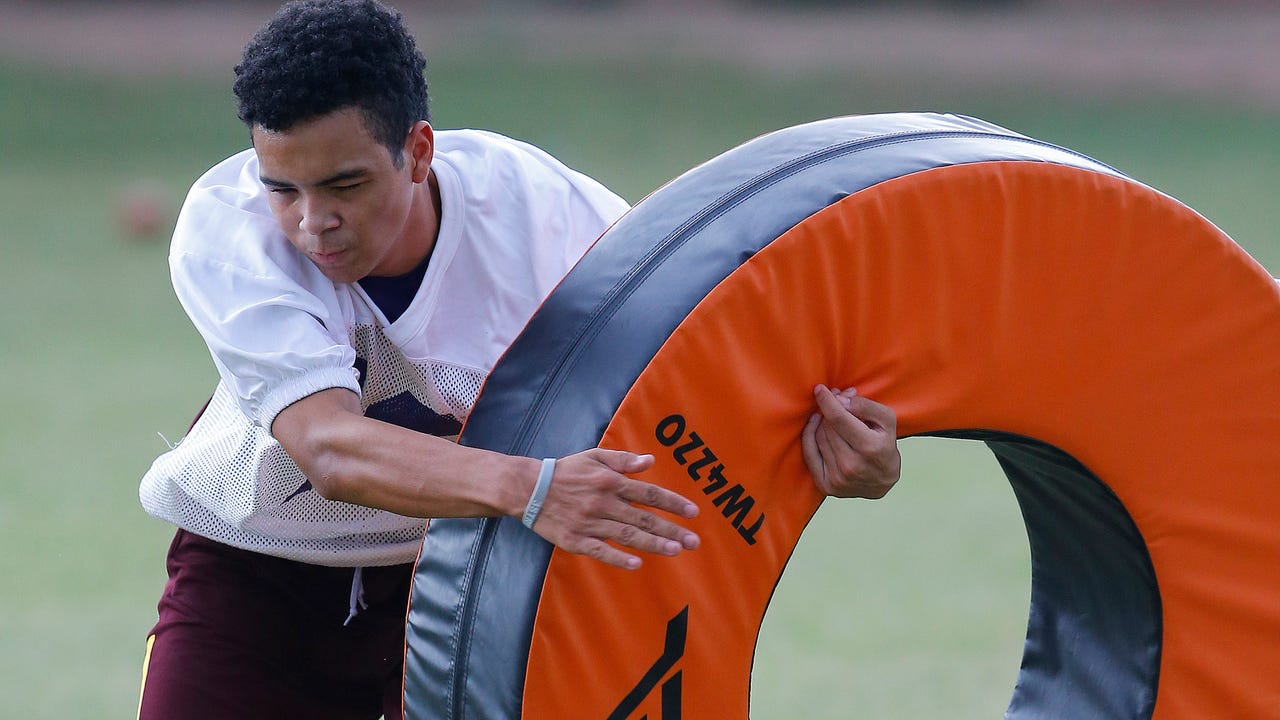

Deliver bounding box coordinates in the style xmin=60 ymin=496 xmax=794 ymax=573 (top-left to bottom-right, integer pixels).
xmin=344 ymin=566 xmax=368 ymax=626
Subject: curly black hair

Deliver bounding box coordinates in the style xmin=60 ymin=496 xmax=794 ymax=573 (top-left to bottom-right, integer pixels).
xmin=233 ymin=0 xmax=429 ymax=162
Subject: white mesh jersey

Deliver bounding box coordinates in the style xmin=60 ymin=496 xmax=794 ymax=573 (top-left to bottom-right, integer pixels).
xmin=140 ymin=129 xmax=629 ymax=567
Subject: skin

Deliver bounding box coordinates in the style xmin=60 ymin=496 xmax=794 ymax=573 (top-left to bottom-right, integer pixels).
xmin=258 ymin=108 xmax=900 ymax=570
xmin=255 ymin=108 xmax=437 ymax=284
xmin=802 ymin=385 xmax=901 ymax=499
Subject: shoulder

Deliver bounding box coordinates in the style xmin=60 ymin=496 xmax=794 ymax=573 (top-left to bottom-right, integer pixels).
xmin=174 ymin=149 xmax=275 ymax=252
xmin=170 ymin=149 xmax=307 ymax=276
xmin=188 ymin=148 xmax=270 ymax=214
xmin=433 ymin=129 xmax=563 ymax=175
xmin=433 ymin=129 xmax=627 ymax=213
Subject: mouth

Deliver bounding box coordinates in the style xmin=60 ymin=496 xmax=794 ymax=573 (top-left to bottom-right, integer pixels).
xmin=310 ymin=249 xmax=348 ymax=265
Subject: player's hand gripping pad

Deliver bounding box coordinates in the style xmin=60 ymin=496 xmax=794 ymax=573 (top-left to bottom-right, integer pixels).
xmin=402 ymin=113 xmax=1280 ymax=720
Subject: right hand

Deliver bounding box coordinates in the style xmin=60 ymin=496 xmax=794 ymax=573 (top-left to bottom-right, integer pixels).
xmin=524 ymin=448 xmax=700 ymax=570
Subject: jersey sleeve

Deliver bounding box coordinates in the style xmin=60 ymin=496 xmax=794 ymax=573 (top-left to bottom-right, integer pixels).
xmin=541 ymin=150 xmax=630 ymax=275
xmin=491 ymin=133 xmax=631 ymax=292
xmin=169 ymin=151 xmax=361 ymax=431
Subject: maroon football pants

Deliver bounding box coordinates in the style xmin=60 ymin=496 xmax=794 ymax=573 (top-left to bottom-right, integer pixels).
xmin=137 ymin=529 xmax=413 ymax=720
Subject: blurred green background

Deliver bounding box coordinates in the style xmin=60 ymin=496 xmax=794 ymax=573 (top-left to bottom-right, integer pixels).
xmin=0 ymin=1 xmax=1276 ymax=718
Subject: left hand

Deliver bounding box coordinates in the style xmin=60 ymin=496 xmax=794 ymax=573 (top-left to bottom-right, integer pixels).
xmin=801 ymin=385 xmax=901 ymax=499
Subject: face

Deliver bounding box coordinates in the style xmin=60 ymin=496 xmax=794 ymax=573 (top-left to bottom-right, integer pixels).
xmin=253 ymin=108 xmax=436 ymax=284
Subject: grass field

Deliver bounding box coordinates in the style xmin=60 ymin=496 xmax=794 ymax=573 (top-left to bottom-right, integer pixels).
xmin=1 ymin=10 xmax=1277 ymax=718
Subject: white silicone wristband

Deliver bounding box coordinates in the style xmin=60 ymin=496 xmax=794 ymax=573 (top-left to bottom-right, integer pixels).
xmin=522 ymin=458 xmax=557 ymax=529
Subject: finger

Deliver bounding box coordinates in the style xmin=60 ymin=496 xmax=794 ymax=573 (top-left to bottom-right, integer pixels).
xmin=830 ymin=386 xmax=856 ymax=409
xmin=837 ymin=387 xmax=858 ymax=409
xmin=571 ymin=537 xmax=643 ymax=571
xmin=606 ymin=499 xmax=700 ymax=550
xmin=817 ymin=422 xmax=888 ymax=498
xmin=815 ymin=390 xmax=880 ymax=449
xmin=819 ymin=417 xmax=870 ymax=474
xmin=813 ymin=422 xmax=851 ymax=496
xmin=821 ymin=420 xmax=874 ymax=483
xmin=818 ymin=385 xmax=856 ymax=409
xmin=607 ymin=512 xmax=693 ymax=554
xmin=813 ymin=384 xmax=861 ymax=422
xmin=846 ymin=394 xmax=898 ymax=432
xmin=800 ymin=413 xmax=824 ymax=483
xmin=589 ymin=448 xmax=656 ymax=474
xmin=619 ymin=478 xmax=699 ymax=520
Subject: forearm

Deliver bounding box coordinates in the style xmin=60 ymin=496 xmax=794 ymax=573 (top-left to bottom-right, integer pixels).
xmin=273 ymin=388 xmax=536 ymax=519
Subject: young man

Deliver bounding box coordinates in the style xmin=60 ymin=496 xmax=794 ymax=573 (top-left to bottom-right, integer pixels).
xmin=136 ymin=1 xmax=901 ymax=718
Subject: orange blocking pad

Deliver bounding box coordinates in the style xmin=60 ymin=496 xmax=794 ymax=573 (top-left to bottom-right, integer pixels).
xmin=519 ymin=161 xmax=1280 ymax=718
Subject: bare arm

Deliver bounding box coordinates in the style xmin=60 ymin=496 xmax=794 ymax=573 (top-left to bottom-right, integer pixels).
xmin=272 ymin=388 xmax=700 ymax=569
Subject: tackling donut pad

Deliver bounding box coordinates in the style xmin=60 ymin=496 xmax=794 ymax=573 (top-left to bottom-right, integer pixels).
xmin=403 ymin=113 xmax=1280 ymax=720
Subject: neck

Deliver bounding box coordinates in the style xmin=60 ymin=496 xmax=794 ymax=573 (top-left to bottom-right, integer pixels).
xmin=399 ymin=169 xmax=443 ymax=272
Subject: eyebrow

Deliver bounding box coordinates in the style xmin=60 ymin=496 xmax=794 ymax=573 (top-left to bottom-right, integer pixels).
xmin=259 ymin=169 xmax=369 ymax=189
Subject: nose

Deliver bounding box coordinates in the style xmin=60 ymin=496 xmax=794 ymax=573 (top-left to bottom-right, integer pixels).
xmin=298 ymin=195 xmax=341 ymax=236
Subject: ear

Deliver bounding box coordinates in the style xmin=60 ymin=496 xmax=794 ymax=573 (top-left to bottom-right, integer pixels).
xmin=406 ymin=121 xmax=435 ymax=183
